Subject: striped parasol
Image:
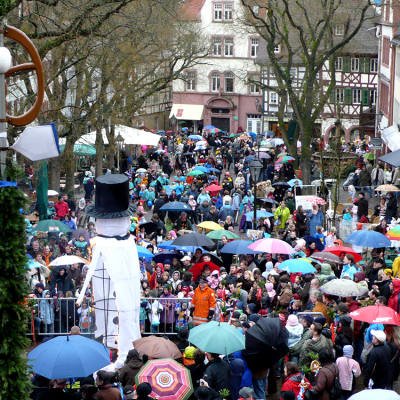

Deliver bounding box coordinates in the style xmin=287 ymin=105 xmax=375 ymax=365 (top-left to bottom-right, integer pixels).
xmin=135 ymin=358 xmax=193 ymax=400
xmin=303 ymin=195 xmax=327 ymax=205
xmin=386 ymin=225 xmax=400 ymax=241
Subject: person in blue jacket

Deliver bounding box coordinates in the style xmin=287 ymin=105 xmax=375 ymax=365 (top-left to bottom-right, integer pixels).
xmin=308 ymin=204 xmax=324 ymax=236
xmin=341 ymin=254 xmax=358 ymax=279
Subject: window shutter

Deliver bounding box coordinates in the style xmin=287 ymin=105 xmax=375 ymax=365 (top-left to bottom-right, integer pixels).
xmin=344 ymin=88 xmax=352 ymax=105
xmin=343 ymin=57 xmax=351 ymax=73
xmin=360 ymin=58 xmax=370 ymax=73
xmin=359 ymin=59 xmax=365 ymax=73
xmin=329 ymin=88 xmax=335 ymax=103
xmin=362 ymin=88 xmax=370 ymax=106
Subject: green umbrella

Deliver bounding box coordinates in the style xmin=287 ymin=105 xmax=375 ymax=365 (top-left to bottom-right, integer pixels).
xmin=277 ymin=152 xmax=287 ymax=158
xmin=363 ymin=153 xmax=374 ymax=160
xmin=35 ymin=219 xmax=72 ymax=233
xmin=189 ymin=321 xmax=245 ymax=355
xmin=207 ymin=230 xmax=240 ymax=240
xmin=59 ymin=144 xmax=96 ymax=156
xmin=187 ymin=170 xmax=204 ymax=177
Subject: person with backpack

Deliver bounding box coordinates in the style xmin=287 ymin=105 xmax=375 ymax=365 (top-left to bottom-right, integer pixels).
xmin=313 ymin=349 xmax=339 ymax=400
xmin=335 ymin=345 xmax=361 ymax=400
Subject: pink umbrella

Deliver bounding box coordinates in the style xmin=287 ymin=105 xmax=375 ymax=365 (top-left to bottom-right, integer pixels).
xmin=248 ymin=238 xmax=295 ymax=254
xmin=303 ymin=196 xmax=327 ymax=205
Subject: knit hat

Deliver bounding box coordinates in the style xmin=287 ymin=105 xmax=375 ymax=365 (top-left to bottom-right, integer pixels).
xmin=36 ymin=283 xmax=45 ymax=290
xmin=302 ymin=314 xmax=314 ymax=324
xmin=184 ymin=346 xmax=196 ymax=359
xmin=343 ymin=345 xmax=354 ymax=358
xmin=238 ymin=387 xmax=253 ymax=398
xmin=239 ymin=313 xmax=248 ymax=322
xmin=315 ymin=317 xmax=327 ymax=326
xmin=164 ymin=258 xmax=171 ymax=265
xmin=340 ymin=315 xmax=352 ymax=327
xmin=265 ymin=282 xmax=276 ymax=299
xmin=384 ymin=269 xmax=393 ymax=277
xmin=281 ymin=391 xmax=296 ymax=400
xmin=287 ymin=314 xmax=299 ymax=326
xmin=248 ymin=314 xmax=260 ymax=323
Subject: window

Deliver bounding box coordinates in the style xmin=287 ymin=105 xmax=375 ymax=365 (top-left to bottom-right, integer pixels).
xmin=335 ymin=24 xmax=345 ymax=36
xmin=250 ymin=38 xmax=259 ymax=57
xmin=212 ymin=37 xmax=222 ymax=56
xmin=249 ymin=74 xmax=260 ymax=94
xmin=224 ymin=3 xmax=233 ymax=20
xmin=352 ymin=89 xmax=361 ymax=104
xmin=225 ymin=72 xmax=234 ymax=92
xmin=380 ymin=82 xmax=389 ymax=114
xmin=335 ymin=57 xmax=343 ymax=71
xmin=211 ymin=72 xmax=220 ymax=92
xmin=186 ymin=71 xmax=196 ymax=91
xmin=370 ymin=58 xmax=378 ymax=73
xmin=225 ymin=38 xmax=234 ymax=56
xmin=383 ymin=37 xmax=390 ymax=66
xmin=370 ymin=89 xmax=377 ymax=105
xmin=351 ymin=58 xmax=359 ymax=72
xmin=274 ymin=45 xmax=280 ymax=53
xmin=270 ymin=92 xmax=278 ymax=105
xmin=214 ymin=3 xmax=222 ymax=20
xmin=290 ymin=68 xmax=297 ymax=79
xmin=336 ymin=88 xmax=344 ymax=103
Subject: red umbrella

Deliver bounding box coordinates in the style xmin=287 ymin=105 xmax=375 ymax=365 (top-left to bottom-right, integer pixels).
xmin=189 ymin=261 xmax=220 ymax=281
xmin=349 ymin=305 xmax=400 ymax=326
xmin=166 ymin=130 xmax=173 ymax=134
xmin=322 ymin=246 xmax=363 ymax=263
xmin=303 ymin=196 xmax=327 ymax=205
xmin=204 ymin=184 xmax=223 ymax=192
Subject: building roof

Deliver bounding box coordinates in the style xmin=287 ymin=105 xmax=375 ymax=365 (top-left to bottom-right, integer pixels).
xmin=178 ymin=0 xmax=205 ymax=21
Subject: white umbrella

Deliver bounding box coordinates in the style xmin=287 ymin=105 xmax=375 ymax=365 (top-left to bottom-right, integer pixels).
xmin=269 ymin=138 xmax=284 ymax=146
xmin=196 ymin=141 xmax=208 ymax=147
xmin=49 ymin=255 xmax=89 ymax=266
xmin=320 ymin=279 xmax=367 ymax=297
xmin=136 ymin=168 xmax=147 ymax=173
xmin=349 ymin=389 xmax=400 ymax=400
xmin=48 ymin=190 xmax=59 ymax=196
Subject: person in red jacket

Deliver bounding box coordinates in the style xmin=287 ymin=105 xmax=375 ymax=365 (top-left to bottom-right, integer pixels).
xmin=280 ymin=362 xmax=312 ymax=399
xmin=54 ymin=195 xmax=69 ymax=220
xmin=150 ymin=263 xmax=164 ymax=289
xmin=388 ymin=279 xmax=400 ymax=313
xmin=346 ymin=296 xmax=362 ymax=363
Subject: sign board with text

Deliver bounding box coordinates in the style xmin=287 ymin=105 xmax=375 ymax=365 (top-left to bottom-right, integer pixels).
xmin=370 ymin=137 xmax=383 ymax=146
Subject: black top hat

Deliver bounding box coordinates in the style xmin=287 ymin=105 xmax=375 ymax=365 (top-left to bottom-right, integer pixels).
xmin=86 ymin=174 xmax=136 ymax=219
xmin=137 ymin=382 xmax=152 ymax=397
xmin=177 ymin=328 xmax=189 ymax=341
xmin=194 ymin=386 xmax=212 ymax=400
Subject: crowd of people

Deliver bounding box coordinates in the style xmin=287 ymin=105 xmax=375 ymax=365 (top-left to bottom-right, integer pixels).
xmin=25 ymin=129 xmax=400 ymax=400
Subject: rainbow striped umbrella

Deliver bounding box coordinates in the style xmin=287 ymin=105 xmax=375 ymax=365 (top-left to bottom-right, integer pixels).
xmin=136 ymin=358 xmax=193 ymax=400
xmin=386 ymin=226 xmax=400 ymax=241
xmin=209 ymin=128 xmax=221 ymax=134
xmin=276 ymin=156 xmax=295 ymax=164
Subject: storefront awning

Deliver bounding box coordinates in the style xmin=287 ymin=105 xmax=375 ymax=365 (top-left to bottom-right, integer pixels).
xmin=381 ymin=125 xmax=400 ymax=151
xmin=169 ymin=104 xmax=204 ymax=120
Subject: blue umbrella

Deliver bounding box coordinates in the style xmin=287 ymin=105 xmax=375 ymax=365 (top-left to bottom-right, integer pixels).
xmin=288 ymin=179 xmax=303 ymax=188
xmin=278 ymin=259 xmax=317 ymax=274
xmin=156 ymin=130 xmax=165 ymax=135
xmin=158 ymin=240 xmax=206 ymax=253
xmin=137 ymin=245 xmax=154 ymax=258
xmin=265 ymin=131 xmax=275 ymax=137
xmin=160 ymin=201 xmax=192 ymax=212
xmin=208 ymin=167 xmax=220 ymax=173
xmin=189 ymin=135 xmax=203 ymax=141
xmin=249 ymin=132 xmax=256 ymax=137
xmin=303 ymin=236 xmax=325 ymax=251
xmin=194 ymin=166 xmax=211 ymax=173
xmin=27 ymin=258 xmax=42 ymax=269
xmin=220 ymin=240 xmax=262 ymax=254
xmin=181 ymin=127 xmax=189 ymax=131
xmin=28 ymin=335 xmax=111 ymax=379
xmin=245 ymin=155 xmax=255 ymax=163
xmin=345 ymin=230 xmax=392 ymax=248
xmin=154 ymin=251 xmax=183 ymax=264
xmin=204 ymin=125 xmax=216 ymax=130
xmin=155 ymin=149 xmax=166 ymax=154
xmin=245 ymin=210 xmax=274 ymax=219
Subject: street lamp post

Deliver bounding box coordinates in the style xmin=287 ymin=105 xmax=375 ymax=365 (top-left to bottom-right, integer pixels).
xmin=115 ymin=133 xmax=124 ymax=172
xmin=255 ymin=134 xmax=263 ymax=158
xmin=170 ymin=114 xmax=177 ymax=153
xmin=249 ymin=158 xmax=263 ymax=229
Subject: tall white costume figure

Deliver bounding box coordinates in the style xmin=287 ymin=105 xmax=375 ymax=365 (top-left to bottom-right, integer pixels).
xmin=77 ymin=174 xmax=140 ymax=361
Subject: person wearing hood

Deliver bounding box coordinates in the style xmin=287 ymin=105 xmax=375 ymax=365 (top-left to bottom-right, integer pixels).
xmin=197 ymin=201 xmax=211 ymax=222
xmin=274 ymin=200 xmax=290 ymax=229
xmin=281 ymin=362 xmax=312 ymax=399
xmin=261 ymin=261 xmax=274 ymax=280
xmin=334 ymin=316 xmax=354 ymax=358
xmin=49 ymin=267 xmax=73 ymax=294
xmin=336 ymin=345 xmax=361 ymax=399
xmin=388 ymin=279 xmax=400 ymax=313
xmin=219 ymin=201 xmax=234 ymax=221
xmin=286 ymin=315 xmax=304 ymax=348
xmin=242 ymin=190 xmax=254 ymax=206
xmin=223 ymin=353 xmax=245 ymax=400
xmin=164 ymin=216 xmax=174 ymax=233
xmin=341 ymin=254 xmax=358 ymax=280
xmin=150 ymin=263 xmax=164 ymax=290
xmin=169 ymin=271 xmax=182 ymax=291
xmin=317 ymin=263 xmax=335 ymax=285
xmin=235 ymin=172 xmax=245 ymax=186
xmin=198 ymin=189 xmax=211 ymax=205
xmin=232 ymin=190 xmax=242 ymax=225
xmin=207 ymin=270 xmax=222 ymax=290
xmin=119 ymin=349 xmax=144 ymax=387
xmin=39 ymin=289 xmax=55 ymax=337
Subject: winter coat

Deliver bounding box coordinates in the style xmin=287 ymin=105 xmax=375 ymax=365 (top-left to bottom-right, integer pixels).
xmin=232 ymin=350 xmax=252 ymax=388
xmin=359 ymin=169 xmax=371 ymax=186
xmin=39 ymin=290 xmax=54 ymax=325
xmin=119 ymin=356 xmax=144 ymax=386
xmin=207 ymin=271 xmax=222 ymax=289
xmin=281 ymin=373 xmax=312 ymax=399
xmin=317 ymin=263 xmax=335 ymax=285
xmin=274 ymin=206 xmax=290 ymax=229
xmin=223 ymin=354 xmax=245 ymax=400
xmin=312 ymin=301 xmax=328 ymax=320
xmin=371 ymin=168 xmax=385 ymax=185
xmin=309 ymin=210 xmax=324 ymax=237
xmin=389 ymin=279 xmax=400 ymax=313
xmin=203 ymin=358 xmax=231 ymax=400
xmin=299 ymin=334 xmax=333 ymax=367
xmin=313 ymin=363 xmax=336 ymax=400
xmin=219 ymin=205 xmax=234 ymax=221
xmin=289 ymin=326 xmax=310 ymax=356
xmin=387 ymin=340 xmax=400 ymax=384
xmin=386 ymin=196 xmax=398 ymax=223
xmin=334 ymin=331 xmax=353 ymax=358
xmin=347 ymin=300 xmax=362 ymax=337
xmin=286 ymin=324 xmax=304 ymax=347
xmin=364 ymin=343 xmax=392 ymax=388
xmin=49 ymin=269 xmax=73 ymax=294
xmin=159 ymin=293 xmax=177 ymax=324
xmin=357 ymin=198 xmax=369 ymax=218
xmin=336 ymin=356 xmax=361 ymax=391
xmin=232 ymin=193 xmax=241 ymax=211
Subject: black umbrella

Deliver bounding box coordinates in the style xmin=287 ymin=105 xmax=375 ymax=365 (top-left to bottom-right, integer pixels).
xmin=243 ymin=318 xmax=289 ymax=370
xmin=311 ymin=251 xmax=343 ymax=264
xmin=172 ymin=232 xmax=215 ymax=248
xmin=138 ymin=222 xmax=157 ymax=235
xmin=303 ymin=236 xmax=324 ymax=251
xmin=183 ymin=153 xmax=193 ymax=156
xmin=72 ymin=229 xmax=90 ymax=241
xmin=204 ymin=253 xmax=223 ymax=267
xmin=272 ymin=181 xmax=291 ymax=189
xmin=160 ymin=202 xmax=192 ymax=212
xmin=260 ymin=198 xmax=279 ymax=206
xmin=154 ymin=251 xmax=183 ymax=264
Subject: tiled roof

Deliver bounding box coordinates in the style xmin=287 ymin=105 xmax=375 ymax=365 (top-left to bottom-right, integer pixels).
xmin=178 ymin=0 xmax=205 ymax=21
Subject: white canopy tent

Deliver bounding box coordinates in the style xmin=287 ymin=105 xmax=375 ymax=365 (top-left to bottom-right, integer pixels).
xmin=114 ymin=125 xmax=161 ymax=146
xmin=76 ymin=131 xmax=109 ymax=145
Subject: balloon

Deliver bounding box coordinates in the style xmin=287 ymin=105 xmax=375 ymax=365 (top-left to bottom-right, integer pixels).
xmin=180 ymin=177 xmax=185 ymax=182
xmin=147 ymin=201 xmax=153 ymax=206
xmin=139 ymin=191 xmax=143 ymax=196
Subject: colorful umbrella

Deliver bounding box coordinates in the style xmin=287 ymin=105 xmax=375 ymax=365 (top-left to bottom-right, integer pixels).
xmin=303 ymin=196 xmax=327 ymax=205
xmin=35 ymin=219 xmax=72 ymax=233
xmin=277 ymin=152 xmax=288 ymax=158
xmin=349 ymin=304 xmax=400 ymax=326
xmin=187 ymin=170 xmax=204 ymax=177
xmin=320 ymin=279 xmax=367 ymax=297
xmin=248 ymin=238 xmax=295 ymax=254
xmin=220 ymin=240 xmax=262 ymax=254
xmin=310 ymin=252 xmax=343 ymax=264
xmin=386 ymin=226 xmax=400 ymax=240
xmin=278 ymin=259 xmax=317 ymax=274
xmin=288 ymin=179 xmax=303 ymax=188
xmin=322 ymin=246 xmax=363 ymax=262
xmin=375 ymin=184 xmax=400 ymax=192
xmin=258 ymin=152 xmax=271 ymax=159
xmin=209 ymin=128 xmax=221 ymax=134
xmin=197 ymin=221 xmax=223 ymax=231
xmin=276 ymin=156 xmax=295 ymax=164
xmin=204 ymin=125 xmax=216 ymax=130
xmin=133 ymin=337 xmax=182 ymax=359
xmin=189 ymin=262 xmax=220 ymax=281
xmin=206 ymin=229 xmax=240 ymax=240
xmin=204 ymin=184 xmax=223 ymax=192
xmin=189 ymin=135 xmax=203 ymax=141
xmin=189 ymin=321 xmax=245 ymax=355
xmin=363 ymin=153 xmax=375 ymax=160
xmin=345 ymin=230 xmax=392 ymax=248
xmin=135 ymin=359 xmax=193 ymax=400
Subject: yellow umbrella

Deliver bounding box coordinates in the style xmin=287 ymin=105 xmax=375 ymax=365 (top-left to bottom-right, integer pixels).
xmin=197 ymin=221 xmax=223 ymax=231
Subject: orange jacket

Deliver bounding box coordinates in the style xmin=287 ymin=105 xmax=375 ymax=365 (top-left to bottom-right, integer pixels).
xmin=191 ymin=285 xmax=216 ymax=325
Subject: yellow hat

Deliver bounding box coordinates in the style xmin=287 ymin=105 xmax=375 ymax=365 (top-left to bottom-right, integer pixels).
xmin=184 ymin=346 xmax=196 ymax=359
xmin=384 ymin=269 xmax=392 ymax=277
